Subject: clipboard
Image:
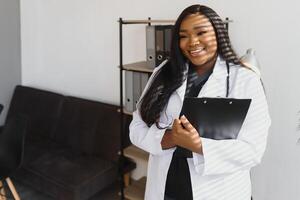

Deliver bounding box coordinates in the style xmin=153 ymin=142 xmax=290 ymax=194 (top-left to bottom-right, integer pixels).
xmin=176 ymin=97 xmax=251 ymax=157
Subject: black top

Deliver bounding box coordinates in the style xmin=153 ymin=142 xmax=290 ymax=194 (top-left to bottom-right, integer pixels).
xmin=175 ymin=66 xmax=213 ymax=158
xmin=184 ymin=66 xmax=212 ymax=98
xmin=164 ymin=65 xmax=212 ymax=200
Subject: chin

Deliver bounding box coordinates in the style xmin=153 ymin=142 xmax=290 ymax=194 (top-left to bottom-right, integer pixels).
xmin=189 ymin=58 xmax=207 ymax=67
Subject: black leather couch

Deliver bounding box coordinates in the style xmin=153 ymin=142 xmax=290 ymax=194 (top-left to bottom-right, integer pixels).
xmin=5 ymin=85 xmax=131 ymax=200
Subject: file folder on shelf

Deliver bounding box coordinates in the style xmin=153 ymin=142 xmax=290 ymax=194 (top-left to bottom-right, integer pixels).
xmin=133 ymin=72 xmax=141 ymax=107
xmin=124 ymin=71 xmax=150 ymax=113
xmin=146 ymin=25 xmax=173 ymax=68
xmin=125 ymin=71 xmax=134 ymax=112
xmin=140 ymin=73 xmax=149 ymax=93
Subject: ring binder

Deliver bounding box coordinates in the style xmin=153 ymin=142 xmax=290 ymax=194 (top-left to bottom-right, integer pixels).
xmin=146 ymin=25 xmax=173 ymax=68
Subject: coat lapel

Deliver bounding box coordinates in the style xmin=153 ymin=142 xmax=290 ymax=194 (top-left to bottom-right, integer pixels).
xmin=199 ymin=57 xmax=228 ymax=98
xmin=175 ymin=78 xmax=187 ymax=103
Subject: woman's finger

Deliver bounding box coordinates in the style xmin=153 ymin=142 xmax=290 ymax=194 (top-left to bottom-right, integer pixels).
xmin=180 ymin=115 xmax=195 ymax=131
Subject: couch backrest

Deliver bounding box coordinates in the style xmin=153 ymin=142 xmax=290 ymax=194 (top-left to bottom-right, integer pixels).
xmin=7 ymin=85 xmax=130 ymax=162
xmin=50 ymin=96 xmax=122 ymax=161
xmin=6 ymin=85 xmax=64 ymax=140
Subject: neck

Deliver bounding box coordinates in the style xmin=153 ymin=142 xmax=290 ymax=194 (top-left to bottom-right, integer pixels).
xmin=192 ymin=54 xmax=218 ymax=76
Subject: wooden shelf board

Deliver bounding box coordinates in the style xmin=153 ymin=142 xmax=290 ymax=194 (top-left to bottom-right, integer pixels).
xmin=117 ymin=108 xmax=133 ymax=116
xmin=120 ymin=19 xmax=175 ymax=24
xmin=124 ymin=145 xmax=149 ymax=161
xmin=124 ymin=177 xmax=146 ymax=200
xmin=119 ymin=19 xmax=232 ymax=25
xmin=120 ymin=61 xmax=154 ymax=73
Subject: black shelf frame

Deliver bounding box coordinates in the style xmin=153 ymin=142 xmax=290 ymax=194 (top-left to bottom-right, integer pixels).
xmin=118 ymin=17 xmax=175 ymax=200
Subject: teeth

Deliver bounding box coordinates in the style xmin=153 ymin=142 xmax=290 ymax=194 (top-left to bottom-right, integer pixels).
xmin=190 ymin=48 xmax=204 ymax=55
xmin=190 ymin=49 xmax=202 ymax=53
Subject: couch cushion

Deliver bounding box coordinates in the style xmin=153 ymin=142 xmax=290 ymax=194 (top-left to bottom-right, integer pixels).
xmin=17 ymin=144 xmax=118 ymax=200
xmin=6 ymin=85 xmax=64 ymax=140
xmin=52 ymin=96 xmax=121 ymax=161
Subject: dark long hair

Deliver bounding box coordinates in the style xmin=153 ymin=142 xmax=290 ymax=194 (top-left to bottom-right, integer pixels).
xmin=139 ymin=4 xmax=240 ymax=127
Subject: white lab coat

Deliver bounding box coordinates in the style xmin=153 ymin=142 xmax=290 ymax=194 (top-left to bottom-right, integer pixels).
xmin=129 ymin=56 xmax=271 ymax=200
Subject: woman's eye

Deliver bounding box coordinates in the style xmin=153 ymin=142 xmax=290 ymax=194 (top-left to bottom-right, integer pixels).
xmin=179 ymin=35 xmax=187 ymax=39
xmin=197 ymin=31 xmax=207 ymax=36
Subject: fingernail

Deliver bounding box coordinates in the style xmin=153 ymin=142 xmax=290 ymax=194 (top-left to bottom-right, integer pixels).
xmin=181 ymin=115 xmax=186 ymax=119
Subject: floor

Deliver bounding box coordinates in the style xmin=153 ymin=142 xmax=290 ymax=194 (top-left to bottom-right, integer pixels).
xmin=3 ymin=178 xmax=121 ymax=200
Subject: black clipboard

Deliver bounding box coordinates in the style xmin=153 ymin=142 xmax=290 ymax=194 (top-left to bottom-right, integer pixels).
xmin=181 ymin=97 xmax=251 ymax=139
xmin=176 ymin=97 xmax=251 ymax=157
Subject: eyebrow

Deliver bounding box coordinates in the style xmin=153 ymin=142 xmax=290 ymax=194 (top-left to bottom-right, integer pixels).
xmin=180 ymin=25 xmax=210 ymax=32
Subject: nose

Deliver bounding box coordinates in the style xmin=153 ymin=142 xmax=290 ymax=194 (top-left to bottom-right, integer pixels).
xmin=189 ymin=36 xmax=200 ymax=47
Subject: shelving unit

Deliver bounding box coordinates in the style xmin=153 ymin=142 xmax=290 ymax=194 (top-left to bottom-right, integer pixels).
xmin=123 ymin=145 xmax=149 ymax=182
xmin=118 ymin=18 xmax=175 ymax=200
xmin=124 ymin=177 xmax=147 ymax=200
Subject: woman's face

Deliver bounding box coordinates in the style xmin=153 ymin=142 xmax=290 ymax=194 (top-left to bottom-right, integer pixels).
xmin=179 ymin=13 xmax=217 ymax=68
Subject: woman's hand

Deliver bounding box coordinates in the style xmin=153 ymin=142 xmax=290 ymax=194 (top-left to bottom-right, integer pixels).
xmin=161 ymin=129 xmax=176 ymax=150
xmin=172 ymin=115 xmax=203 ymax=154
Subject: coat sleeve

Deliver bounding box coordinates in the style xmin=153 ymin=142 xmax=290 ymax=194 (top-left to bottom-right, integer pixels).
xmin=129 ymin=60 xmax=175 ymax=156
xmin=192 ymin=74 xmax=271 ymax=175
xmin=129 ymin=110 xmax=175 ymax=155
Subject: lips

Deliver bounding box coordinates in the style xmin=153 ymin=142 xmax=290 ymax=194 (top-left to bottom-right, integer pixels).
xmin=189 ymin=47 xmax=205 ymax=57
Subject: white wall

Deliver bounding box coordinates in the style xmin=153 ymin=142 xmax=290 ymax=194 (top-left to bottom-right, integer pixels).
xmin=208 ymin=1 xmax=300 ymax=199
xmin=0 ymin=0 xmax=21 ymax=125
xmin=21 ymin=0 xmax=210 ymax=104
xmin=21 ymin=0 xmax=300 ymax=199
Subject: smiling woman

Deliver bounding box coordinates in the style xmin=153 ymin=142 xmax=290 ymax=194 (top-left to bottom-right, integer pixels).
xmin=129 ymin=4 xmax=271 ymax=200
xmin=179 ymin=14 xmax=218 ymax=75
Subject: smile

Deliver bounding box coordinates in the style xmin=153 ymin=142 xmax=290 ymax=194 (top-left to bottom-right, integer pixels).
xmin=189 ymin=47 xmax=205 ymax=57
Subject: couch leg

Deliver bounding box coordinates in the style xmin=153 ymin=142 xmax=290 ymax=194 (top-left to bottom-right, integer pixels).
xmin=5 ymin=178 xmax=20 ymax=200
xmin=0 ymin=180 xmax=7 ymax=200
